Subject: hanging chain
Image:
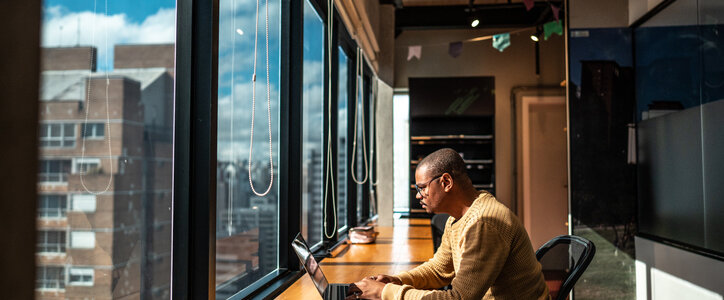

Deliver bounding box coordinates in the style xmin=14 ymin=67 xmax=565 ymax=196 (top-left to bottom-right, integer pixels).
xmin=80 ymin=0 xmax=113 ymax=195
xmin=323 ymin=0 xmax=337 ymax=239
xmin=350 ymin=47 xmax=369 ymax=184
xmin=248 ymin=0 xmax=274 ymax=197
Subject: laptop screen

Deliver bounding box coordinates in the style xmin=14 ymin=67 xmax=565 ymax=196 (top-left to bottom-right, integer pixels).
xmin=292 ymin=233 xmax=329 ymax=296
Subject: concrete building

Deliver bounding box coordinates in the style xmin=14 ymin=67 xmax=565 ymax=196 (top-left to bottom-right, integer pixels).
xmin=36 ymin=44 xmax=174 ymax=300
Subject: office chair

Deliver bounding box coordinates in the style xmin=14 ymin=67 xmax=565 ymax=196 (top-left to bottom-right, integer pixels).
xmin=430 ymin=213 xmax=450 ymax=252
xmin=535 ymin=235 xmax=596 ymax=300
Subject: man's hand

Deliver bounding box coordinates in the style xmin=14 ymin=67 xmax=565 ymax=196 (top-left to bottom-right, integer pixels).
xmin=345 ymin=278 xmax=388 ymax=300
xmin=370 ymin=274 xmax=402 ymax=285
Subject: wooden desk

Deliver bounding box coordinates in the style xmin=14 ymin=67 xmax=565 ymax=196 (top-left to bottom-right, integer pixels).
xmin=277 ymin=218 xmax=434 ymax=299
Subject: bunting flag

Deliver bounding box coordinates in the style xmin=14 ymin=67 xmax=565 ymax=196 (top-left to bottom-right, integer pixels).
xmin=523 ymin=0 xmax=534 ymax=11
xmin=448 ymin=41 xmax=463 ymax=58
xmin=407 ymin=45 xmax=422 ymax=61
xmin=543 ymin=20 xmax=563 ymax=40
xmin=551 ymin=4 xmax=560 ymax=21
xmin=492 ymin=33 xmax=511 ymax=52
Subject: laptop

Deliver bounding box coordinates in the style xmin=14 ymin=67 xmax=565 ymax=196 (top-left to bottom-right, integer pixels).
xmin=292 ymin=233 xmax=352 ymax=300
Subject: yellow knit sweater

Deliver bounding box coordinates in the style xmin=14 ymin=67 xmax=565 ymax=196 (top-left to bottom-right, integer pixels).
xmin=381 ymin=192 xmax=549 ymax=300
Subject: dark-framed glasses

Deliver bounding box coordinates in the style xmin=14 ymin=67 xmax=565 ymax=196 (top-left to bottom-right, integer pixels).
xmin=415 ymin=174 xmax=444 ymax=198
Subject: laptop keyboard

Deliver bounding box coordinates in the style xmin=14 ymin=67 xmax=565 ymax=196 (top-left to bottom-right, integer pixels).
xmin=325 ymin=284 xmax=350 ymax=300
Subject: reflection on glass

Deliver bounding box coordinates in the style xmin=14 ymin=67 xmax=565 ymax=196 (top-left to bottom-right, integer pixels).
xmin=337 ymin=47 xmax=348 ymax=231
xmin=37 ymin=0 xmax=175 ymax=299
xmin=215 ymin=0 xmax=280 ymax=297
xmin=302 ymin=0 xmax=324 ymax=247
xmin=568 ymin=26 xmax=636 ymax=300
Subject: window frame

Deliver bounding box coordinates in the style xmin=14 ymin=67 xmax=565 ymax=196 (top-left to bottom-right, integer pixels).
xmin=81 ymin=123 xmax=105 ymax=139
xmin=36 ymin=266 xmax=66 ymax=291
xmin=67 ymin=267 xmax=94 ymax=286
xmin=37 ymin=230 xmax=67 ymax=254
xmin=39 ymin=122 xmax=76 ymax=148
xmin=38 ymin=194 xmax=68 ymax=219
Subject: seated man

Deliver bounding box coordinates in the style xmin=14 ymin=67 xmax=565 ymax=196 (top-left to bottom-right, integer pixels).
xmin=348 ymin=148 xmax=549 ymax=300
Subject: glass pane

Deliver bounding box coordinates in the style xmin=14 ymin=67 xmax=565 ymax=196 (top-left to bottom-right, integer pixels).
xmin=37 ymin=0 xmax=176 ymax=298
xmin=215 ymin=0 xmax=281 ymax=297
xmin=64 ymin=124 xmax=75 ymax=137
xmin=301 ymin=0 xmax=324 ymax=247
xmin=699 ymin=0 xmax=724 ymax=254
xmin=393 ymin=93 xmax=410 ymax=212
xmin=337 ymin=47 xmax=348 ymax=230
xmin=50 ymin=124 xmax=61 ymax=137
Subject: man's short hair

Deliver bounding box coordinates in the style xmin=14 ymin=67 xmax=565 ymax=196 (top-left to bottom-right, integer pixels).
xmin=418 ymin=148 xmax=469 ymax=180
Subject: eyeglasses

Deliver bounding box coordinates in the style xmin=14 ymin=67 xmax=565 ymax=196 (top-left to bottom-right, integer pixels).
xmin=415 ymin=174 xmax=444 ymax=198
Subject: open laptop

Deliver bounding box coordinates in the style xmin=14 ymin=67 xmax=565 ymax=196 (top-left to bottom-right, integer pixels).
xmin=292 ymin=233 xmax=352 ymax=300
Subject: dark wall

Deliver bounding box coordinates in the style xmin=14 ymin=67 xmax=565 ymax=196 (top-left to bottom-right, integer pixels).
xmin=0 ymin=0 xmax=41 ymax=299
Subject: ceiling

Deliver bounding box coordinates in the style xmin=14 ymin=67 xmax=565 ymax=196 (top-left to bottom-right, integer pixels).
xmin=385 ymin=0 xmax=564 ymax=33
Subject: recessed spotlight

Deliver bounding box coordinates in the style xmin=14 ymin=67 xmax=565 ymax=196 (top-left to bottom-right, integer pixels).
xmin=471 ymin=19 xmax=480 ymax=27
xmin=530 ymin=34 xmax=539 ymax=42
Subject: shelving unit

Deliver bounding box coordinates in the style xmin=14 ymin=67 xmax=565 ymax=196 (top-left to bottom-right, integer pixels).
xmin=407 ymin=76 xmax=496 ymax=217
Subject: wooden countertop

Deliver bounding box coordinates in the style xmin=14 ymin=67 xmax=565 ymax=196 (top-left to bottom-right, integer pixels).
xmin=277 ymin=218 xmax=434 ymax=299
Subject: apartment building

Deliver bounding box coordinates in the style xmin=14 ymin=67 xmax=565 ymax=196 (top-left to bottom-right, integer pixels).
xmin=36 ymin=45 xmax=174 ymax=300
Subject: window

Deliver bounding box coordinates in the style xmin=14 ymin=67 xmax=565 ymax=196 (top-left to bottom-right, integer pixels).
xmin=37 ymin=230 xmax=66 ymax=253
xmin=81 ymin=123 xmax=105 ymax=139
xmin=68 ymin=268 xmax=94 ymax=286
xmin=38 ymin=195 xmax=67 ymax=218
xmin=70 ymin=231 xmax=95 ymax=249
xmin=72 ymin=194 xmax=96 ymax=212
xmin=36 ymin=266 xmax=65 ymax=290
xmin=337 ymin=46 xmax=349 ymax=231
xmin=215 ymin=0 xmax=281 ymax=296
xmin=72 ymin=158 xmax=101 ymax=174
xmin=301 ymin=0 xmax=325 ymax=248
xmin=38 ymin=160 xmax=70 ymax=183
xmin=39 ymin=123 xmax=76 ymax=148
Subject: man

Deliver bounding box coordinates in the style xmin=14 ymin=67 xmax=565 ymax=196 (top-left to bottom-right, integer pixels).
xmin=348 ymin=148 xmax=549 ymax=300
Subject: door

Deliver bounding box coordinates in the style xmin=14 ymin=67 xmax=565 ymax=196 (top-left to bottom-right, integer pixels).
xmin=519 ymin=96 xmax=568 ymax=249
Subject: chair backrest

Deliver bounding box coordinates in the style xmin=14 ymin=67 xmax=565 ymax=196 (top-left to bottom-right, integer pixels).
xmin=535 ymin=235 xmax=596 ymax=300
xmin=430 ymin=213 xmax=450 ymax=252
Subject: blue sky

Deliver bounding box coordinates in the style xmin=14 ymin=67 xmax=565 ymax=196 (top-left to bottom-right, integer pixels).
xmin=44 ymin=0 xmax=175 ymax=22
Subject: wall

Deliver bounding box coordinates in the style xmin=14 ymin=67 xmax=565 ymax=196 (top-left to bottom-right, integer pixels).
xmin=0 ymin=1 xmax=41 ymax=299
xmin=629 ymin=0 xmax=667 ymax=25
xmin=394 ymin=28 xmax=565 ymax=208
xmin=635 ymin=237 xmax=724 ymax=300
xmin=375 ymin=78 xmax=394 ymax=226
xmin=570 ymin=0 xmax=629 ymax=28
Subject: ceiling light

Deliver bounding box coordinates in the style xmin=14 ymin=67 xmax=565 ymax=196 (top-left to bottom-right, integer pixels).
xmin=530 ymin=34 xmax=539 ymax=42
xmin=471 ymin=19 xmax=480 ymax=27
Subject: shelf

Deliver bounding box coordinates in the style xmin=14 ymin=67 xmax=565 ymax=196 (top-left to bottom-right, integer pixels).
xmin=411 ymin=134 xmax=493 ymax=141
xmin=411 ymin=159 xmax=493 ymax=165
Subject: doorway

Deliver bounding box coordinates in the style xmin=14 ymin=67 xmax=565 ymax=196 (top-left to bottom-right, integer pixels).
xmin=518 ymin=95 xmax=568 ymax=249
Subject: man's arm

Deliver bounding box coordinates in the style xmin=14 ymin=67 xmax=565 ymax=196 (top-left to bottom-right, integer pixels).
xmin=392 ymin=222 xmax=455 ymax=290
xmin=381 ymin=220 xmax=510 ymax=300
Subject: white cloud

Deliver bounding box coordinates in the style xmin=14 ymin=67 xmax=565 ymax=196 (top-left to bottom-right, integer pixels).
xmin=42 ymin=5 xmax=175 ymax=70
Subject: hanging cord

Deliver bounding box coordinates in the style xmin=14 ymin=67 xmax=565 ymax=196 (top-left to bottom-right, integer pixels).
xmin=227 ymin=0 xmax=238 ymax=236
xmin=350 ymin=47 xmax=369 ymax=184
xmin=323 ymin=0 xmax=337 ymax=239
xmin=248 ymin=0 xmax=274 ymax=197
xmin=80 ymin=0 xmax=113 ymax=195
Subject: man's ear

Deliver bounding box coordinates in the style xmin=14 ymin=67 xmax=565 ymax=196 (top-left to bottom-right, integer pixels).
xmin=442 ymin=173 xmax=454 ymax=192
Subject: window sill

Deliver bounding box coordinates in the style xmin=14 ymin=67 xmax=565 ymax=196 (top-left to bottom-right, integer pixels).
xmin=231 ymin=269 xmax=303 ymax=300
